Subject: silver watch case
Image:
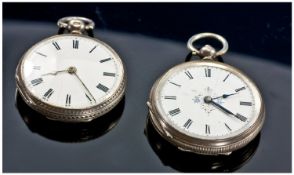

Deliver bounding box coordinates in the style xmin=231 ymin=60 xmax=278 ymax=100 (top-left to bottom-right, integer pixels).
xmin=16 ymin=34 xmax=126 ymax=122
xmin=147 ymin=60 xmax=265 ymax=155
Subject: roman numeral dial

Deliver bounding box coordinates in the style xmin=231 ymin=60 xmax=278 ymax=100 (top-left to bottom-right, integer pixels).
xmin=158 ymin=64 xmax=257 ymax=139
xmin=21 ymin=35 xmax=124 ymax=110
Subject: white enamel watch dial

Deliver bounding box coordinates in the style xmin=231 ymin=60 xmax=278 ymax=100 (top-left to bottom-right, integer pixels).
xmin=16 ymin=17 xmax=126 ymax=122
xmin=148 ymin=33 xmax=265 ymax=155
xmin=21 ymin=35 xmax=123 ymax=109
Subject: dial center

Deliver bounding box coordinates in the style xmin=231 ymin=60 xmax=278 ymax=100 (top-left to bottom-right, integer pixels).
xmin=203 ymin=96 xmax=212 ymax=104
xmin=67 ymin=66 xmax=77 ymax=74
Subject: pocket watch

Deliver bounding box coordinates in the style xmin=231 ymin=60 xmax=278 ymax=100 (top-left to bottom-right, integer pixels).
xmin=147 ymin=33 xmax=265 ymax=155
xmin=15 ymin=17 xmax=126 ymax=122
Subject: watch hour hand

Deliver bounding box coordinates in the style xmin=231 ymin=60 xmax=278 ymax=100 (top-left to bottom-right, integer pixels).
xmin=41 ymin=70 xmax=68 ymax=76
xmin=223 ymin=93 xmax=237 ymax=98
xmin=212 ymin=93 xmax=237 ymax=100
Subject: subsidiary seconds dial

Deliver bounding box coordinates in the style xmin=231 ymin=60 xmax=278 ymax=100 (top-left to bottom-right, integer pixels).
xmin=19 ymin=34 xmax=124 ymax=110
xmin=157 ymin=65 xmax=257 ymax=140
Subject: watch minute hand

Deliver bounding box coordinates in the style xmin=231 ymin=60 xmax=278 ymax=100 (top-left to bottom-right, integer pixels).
xmin=210 ymin=100 xmax=235 ymax=115
xmin=204 ymin=96 xmax=247 ymax=122
xmin=73 ymin=72 xmax=96 ymax=103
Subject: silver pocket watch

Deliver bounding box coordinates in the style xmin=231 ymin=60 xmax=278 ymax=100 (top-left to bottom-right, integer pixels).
xmin=147 ymin=33 xmax=265 ymax=155
xmin=16 ymin=17 xmax=126 ymax=122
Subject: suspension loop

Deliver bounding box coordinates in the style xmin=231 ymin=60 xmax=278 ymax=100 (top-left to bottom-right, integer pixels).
xmin=187 ymin=33 xmax=229 ymax=60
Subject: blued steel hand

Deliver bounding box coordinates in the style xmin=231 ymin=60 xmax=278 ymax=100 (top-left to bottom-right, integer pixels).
xmin=212 ymin=93 xmax=237 ymax=100
xmin=204 ymin=96 xmax=246 ymax=121
xmin=210 ymin=100 xmax=235 ymax=116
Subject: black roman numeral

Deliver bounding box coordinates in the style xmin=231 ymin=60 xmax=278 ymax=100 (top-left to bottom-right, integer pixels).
xmin=103 ymin=72 xmax=116 ymax=77
xmin=43 ymin=88 xmax=54 ymax=100
xmin=205 ymin=124 xmax=210 ymax=134
xmin=185 ymin=71 xmax=193 ymax=79
xmin=235 ymin=87 xmax=246 ymax=92
xmin=223 ymin=73 xmax=231 ymax=82
xmin=240 ymin=101 xmax=252 ymax=106
xmin=183 ymin=119 xmax=193 ymax=129
xmin=205 ymin=68 xmax=211 ymax=77
xmin=33 ymin=66 xmax=41 ymax=70
xmin=164 ymin=96 xmax=176 ymax=100
xmin=73 ymin=40 xmax=79 ymax=49
xmin=224 ymin=123 xmax=232 ymax=131
xmin=100 ymin=58 xmax=112 ymax=63
xmin=168 ymin=81 xmax=181 ymax=87
xmin=52 ymin=42 xmax=61 ymax=50
xmin=65 ymin=94 xmax=71 ymax=106
xmin=36 ymin=52 xmax=47 ymax=57
xmin=236 ymin=113 xmax=247 ymax=122
xmin=31 ymin=78 xmax=43 ymax=86
xmin=89 ymin=45 xmax=97 ymax=53
xmin=96 ymin=83 xmax=109 ymax=92
xmin=169 ymin=108 xmax=181 ymax=116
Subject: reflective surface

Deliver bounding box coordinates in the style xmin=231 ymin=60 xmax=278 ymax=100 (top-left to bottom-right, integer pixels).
xmin=3 ymin=3 xmax=291 ymax=65
xmin=3 ymin=21 xmax=291 ymax=172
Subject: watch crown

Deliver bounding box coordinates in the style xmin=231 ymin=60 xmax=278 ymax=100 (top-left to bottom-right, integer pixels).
xmin=57 ymin=16 xmax=95 ymax=36
xmin=67 ymin=19 xmax=86 ymax=35
xmin=199 ymin=44 xmax=216 ymax=59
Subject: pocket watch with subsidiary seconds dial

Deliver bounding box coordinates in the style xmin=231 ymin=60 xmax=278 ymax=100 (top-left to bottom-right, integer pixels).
xmin=147 ymin=33 xmax=265 ymax=155
xmin=16 ymin=17 xmax=126 ymax=122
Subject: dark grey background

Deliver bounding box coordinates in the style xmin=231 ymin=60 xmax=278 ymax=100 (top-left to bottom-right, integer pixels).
xmin=3 ymin=2 xmax=292 ymax=173
xmin=3 ymin=2 xmax=291 ymax=65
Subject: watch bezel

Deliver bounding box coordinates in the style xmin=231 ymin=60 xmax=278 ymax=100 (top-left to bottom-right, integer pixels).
xmin=148 ymin=59 xmax=265 ymax=155
xmin=16 ymin=34 xmax=126 ymax=122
